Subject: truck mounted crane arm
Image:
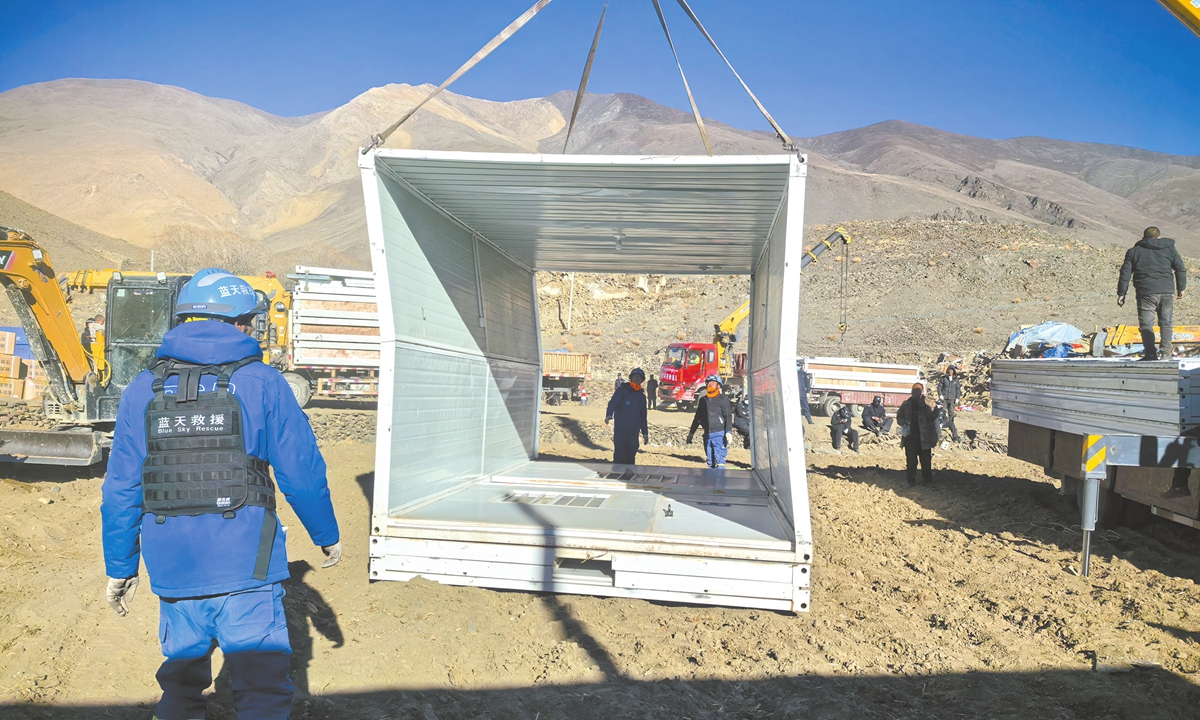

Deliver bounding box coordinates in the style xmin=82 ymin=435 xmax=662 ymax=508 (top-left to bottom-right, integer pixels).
xmin=0 ymin=228 xmax=90 ymax=405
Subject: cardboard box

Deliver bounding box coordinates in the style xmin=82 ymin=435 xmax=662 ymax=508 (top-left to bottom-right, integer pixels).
xmin=22 ymin=358 xmax=44 ymax=381
xmin=0 ymin=331 xmax=14 ymax=356
xmin=0 ymin=377 xmax=25 ymax=399
xmin=0 ymin=353 xmax=22 ymax=379
xmin=21 ymin=377 xmax=43 ymax=402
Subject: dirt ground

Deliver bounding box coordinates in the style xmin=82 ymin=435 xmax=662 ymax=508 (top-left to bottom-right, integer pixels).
xmin=3 ymin=402 xmax=1200 ymax=719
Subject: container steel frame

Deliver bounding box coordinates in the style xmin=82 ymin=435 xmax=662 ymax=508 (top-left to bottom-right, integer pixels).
xmin=360 ymin=150 xmax=812 ymax=612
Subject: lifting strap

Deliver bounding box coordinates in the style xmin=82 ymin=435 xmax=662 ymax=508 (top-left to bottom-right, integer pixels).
xmin=562 ymin=0 xmax=609 ymax=153
xmin=363 ymin=0 xmax=556 ymax=152
xmin=672 ymin=0 xmax=794 ymax=150
xmin=651 ymin=0 xmax=713 ymax=156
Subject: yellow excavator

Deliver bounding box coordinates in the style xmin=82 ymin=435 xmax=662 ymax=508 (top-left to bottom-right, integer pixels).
xmin=1159 ymin=0 xmax=1200 ymax=37
xmin=62 ymin=268 xmax=292 ymax=362
xmin=0 ymin=228 xmax=291 ymax=465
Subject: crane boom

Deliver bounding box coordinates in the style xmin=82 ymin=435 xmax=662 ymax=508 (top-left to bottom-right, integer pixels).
xmin=1159 ymin=0 xmax=1200 ymax=38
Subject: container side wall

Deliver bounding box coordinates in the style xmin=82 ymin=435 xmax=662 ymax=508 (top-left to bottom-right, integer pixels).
xmin=478 ymin=243 xmax=540 ymax=474
xmin=749 ymin=195 xmax=793 ymax=529
xmin=361 ymin=160 xmax=396 ymax=527
xmin=371 ymin=169 xmax=539 ymax=512
xmin=781 ymin=161 xmax=811 ymax=549
xmin=381 ymin=174 xmax=485 ymax=354
xmin=748 ymin=158 xmax=809 ymax=550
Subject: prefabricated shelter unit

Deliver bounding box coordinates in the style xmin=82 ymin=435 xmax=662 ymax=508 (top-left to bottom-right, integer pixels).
xmin=360 ymin=149 xmax=811 ymax=612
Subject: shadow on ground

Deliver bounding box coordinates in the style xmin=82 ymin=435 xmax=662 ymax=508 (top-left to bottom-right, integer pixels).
xmin=818 ymin=461 xmax=1200 ymax=584
xmin=4 ymin=666 xmax=1199 ymax=720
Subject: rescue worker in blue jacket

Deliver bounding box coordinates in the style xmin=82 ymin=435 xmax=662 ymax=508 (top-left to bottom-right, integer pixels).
xmin=605 ymin=367 xmax=649 ymax=464
xmin=101 ymin=269 xmax=341 ymax=720
xmin=687 ymin=375 xmax=733 ymax=468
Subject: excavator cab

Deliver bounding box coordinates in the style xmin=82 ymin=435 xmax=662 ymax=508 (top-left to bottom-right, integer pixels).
xmin=101 ymin=273 xmax=188 ymax=413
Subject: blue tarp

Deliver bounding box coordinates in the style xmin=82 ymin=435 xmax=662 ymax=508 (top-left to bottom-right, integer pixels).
xmin=1004 ymin=321 xmax=1084 ymax=355
xmin=0 ymin=326 xmax=33 ymax=360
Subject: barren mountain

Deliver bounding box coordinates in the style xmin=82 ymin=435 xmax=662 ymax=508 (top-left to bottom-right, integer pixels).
xmin=0 ymin=78 xmax=1196 ymax=268
xmin=0 ymin=189 xmax=145 ymax=270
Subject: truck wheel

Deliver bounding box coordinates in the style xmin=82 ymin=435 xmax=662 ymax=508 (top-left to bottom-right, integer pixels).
xmin=850 ymin=403 xmax=864 ymax=419
xmin=283 ymin=372 xmax=312 ymax=408
xmin=818 ymin=395 xmax=842 ymax=417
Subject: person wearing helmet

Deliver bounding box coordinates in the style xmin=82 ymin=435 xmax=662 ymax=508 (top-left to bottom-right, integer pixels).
xmin=605 ymin=367 xmax=650 ymax=464
xmin=687 ymin=375 xmax=733 ymax=468
xmin=101 ymin=269 xmax=340 ymax=720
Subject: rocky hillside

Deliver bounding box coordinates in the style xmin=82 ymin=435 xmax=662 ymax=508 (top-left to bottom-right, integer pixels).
xmin=1 ymin=79 xmax=1195 ymax=268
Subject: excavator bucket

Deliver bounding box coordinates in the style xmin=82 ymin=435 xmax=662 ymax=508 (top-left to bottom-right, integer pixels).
xmin=0 ymin=429 xmax=105 ymax=466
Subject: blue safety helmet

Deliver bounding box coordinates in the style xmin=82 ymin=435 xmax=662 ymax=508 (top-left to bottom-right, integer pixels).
xmin=174 ymin=268 xmax=265 ymax=319
xmin=629 ymin=367 xmax=646 ymax=382
xmin=705 ymin=374 xmax=723 ymax=386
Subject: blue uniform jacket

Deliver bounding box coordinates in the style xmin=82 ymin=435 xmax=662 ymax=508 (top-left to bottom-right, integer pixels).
xmin=101 ymin=320 xmax=339 ymax=599
xmin=606 ymin=383 xmax=648 ymax=439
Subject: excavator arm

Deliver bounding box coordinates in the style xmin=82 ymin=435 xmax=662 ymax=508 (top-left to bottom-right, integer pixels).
xmin=712 ymin=229 xmax=853 ymax=374
xmin=0 ymin=228 xmax=90 ymax=406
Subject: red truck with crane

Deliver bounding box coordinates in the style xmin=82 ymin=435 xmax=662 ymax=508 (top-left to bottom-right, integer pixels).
xmin=657 ymin=229 xmax=851 ymax=409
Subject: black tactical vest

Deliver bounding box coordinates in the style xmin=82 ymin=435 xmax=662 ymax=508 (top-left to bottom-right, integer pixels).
xmin=141 ymin=357 xmax=278 ymax=579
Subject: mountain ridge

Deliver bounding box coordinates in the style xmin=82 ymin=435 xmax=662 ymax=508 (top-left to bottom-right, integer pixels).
xmin=0 ymin=78 xmax=1195 ymax=267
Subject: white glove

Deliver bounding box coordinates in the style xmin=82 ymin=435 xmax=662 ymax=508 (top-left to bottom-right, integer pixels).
xmin=724 ymin=432 xmax=731 ymax=447
xmin=106 ymin=576 xmax=139 ymax=617
xmin=321 ymin=542 xmax=343 ymax=568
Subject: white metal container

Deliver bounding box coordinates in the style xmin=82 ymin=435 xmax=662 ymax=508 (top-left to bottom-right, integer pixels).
xmin=359 ymin=149 xmax=811 ymax=612
xmin=992 ymin=358 xmax=1200 ymax=437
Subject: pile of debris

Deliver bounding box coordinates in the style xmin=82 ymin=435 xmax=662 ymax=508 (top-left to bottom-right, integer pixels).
xmin=0 ymin=399 xmax=52 ymax=429
xmin=928 ymin=353 xmax=994 ymax=410
xmin=305 ymin=409 xmax=376 ymax=444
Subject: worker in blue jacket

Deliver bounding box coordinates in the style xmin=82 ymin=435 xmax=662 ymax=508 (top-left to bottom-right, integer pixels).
xmin=101 ymin=269 xmax=340 ymax=720
xmin=605 ymin=367 xmax=649 ymax=464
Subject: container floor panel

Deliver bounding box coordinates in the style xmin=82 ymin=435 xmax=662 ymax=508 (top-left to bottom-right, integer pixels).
xmin=390 ymin=461 xmax=789 ymax=548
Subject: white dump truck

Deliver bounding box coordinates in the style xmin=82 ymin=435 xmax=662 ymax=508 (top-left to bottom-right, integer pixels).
xmin=360 ymin=149 xmax=812 ymax=612
xmin=800 ymin=357 xmax=922 ymax=417
xmin=282 ymin=266 xmax=380 ymax=407
xmin=993 ymin=358 xmax=1200 ymax=575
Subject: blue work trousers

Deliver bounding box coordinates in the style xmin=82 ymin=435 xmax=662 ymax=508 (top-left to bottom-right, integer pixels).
xmin=156 ymin=583 xmax=293 ymax=720
xmin=613 ymin=431 xmax=641 ymax=464
xmin=705 ymin=431 xmax=728 ymax=468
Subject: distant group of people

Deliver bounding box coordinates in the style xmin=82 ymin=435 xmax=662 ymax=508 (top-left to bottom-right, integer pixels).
xmin=813 ymin=365 xmax=963 ymax=487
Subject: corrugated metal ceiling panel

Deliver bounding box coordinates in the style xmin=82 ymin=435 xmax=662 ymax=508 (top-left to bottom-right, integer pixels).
xmin=372 ymin=151 xmax=793 ymax=274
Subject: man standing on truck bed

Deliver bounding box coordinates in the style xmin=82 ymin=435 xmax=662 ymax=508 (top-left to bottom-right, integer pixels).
xmin=1118 ymin=226 xmax=1187 ymax=361
xmin=687 ymin=375 xmax=733 ymax=468
xmin=101 ymin=269 xmax=341 ymax=720
xmin=898 ymin=382 xmax=938 ymax=486
xmin=606 ymin=367 xmax=649 ymax=464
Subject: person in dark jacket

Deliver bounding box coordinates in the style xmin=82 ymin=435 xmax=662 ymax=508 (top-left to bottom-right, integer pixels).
xmin=897 ymin=382 xmax=938 ymax=486
xmin=797 ymin=364 xmax=814 ymax=424
xmin=646 ymin=374 xmax=659 ymax=410
xmin=937 ymin=366 xmax=962 ymax=442
xmin=829 ymin=404 xmax=860 ymax=451
xmin=860 ymin=396 xmax=893 ymax=437
xmin=733 ymin=394 xmax=751 ymax=449
xmin=614 ymin=372 xmax=625 ymax=392
xmin=101 ymin=270 xmax=340 ymax=720
xmin=687 ymin=375 xmax=733 ymax=468
xmin=1118 ymin=227 xmax=1187 ymax=360
xmin=606 ymin=367 xmax=649 ymax=464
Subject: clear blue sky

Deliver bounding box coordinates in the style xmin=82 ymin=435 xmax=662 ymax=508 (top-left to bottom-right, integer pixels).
xmin=2 ymin=1 xmax=1197 ymax=154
